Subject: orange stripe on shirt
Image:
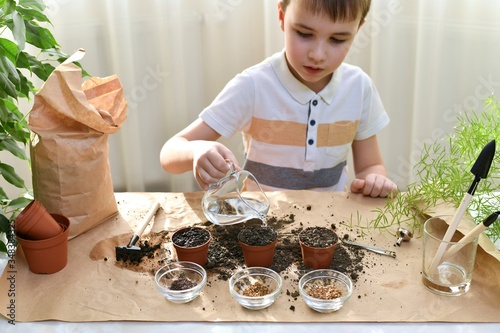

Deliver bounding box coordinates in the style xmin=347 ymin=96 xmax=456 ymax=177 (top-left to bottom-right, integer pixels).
xmin=249 ymin=117 xmax=360 ymax=147
xmin=317 ymin=120 xmax=359 ymax=147
xmin=249 ymin=117 xmax=306 ymax=146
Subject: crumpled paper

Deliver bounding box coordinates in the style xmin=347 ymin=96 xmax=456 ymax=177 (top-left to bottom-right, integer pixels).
xmin=28 ymin=49 xmax=127 ymax=239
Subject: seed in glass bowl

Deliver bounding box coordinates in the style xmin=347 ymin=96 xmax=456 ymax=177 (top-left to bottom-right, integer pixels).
xmin=307 ymin=285 xmax=342 ymax=300
xmin=170 ymin=277 xmax=196 ymax=290
xmin=242 ymin=282 xmax=271 ymax=296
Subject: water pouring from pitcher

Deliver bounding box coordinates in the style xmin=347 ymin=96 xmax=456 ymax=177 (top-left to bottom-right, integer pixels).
xmin=202 ymin=161 xmax=270 ymax=226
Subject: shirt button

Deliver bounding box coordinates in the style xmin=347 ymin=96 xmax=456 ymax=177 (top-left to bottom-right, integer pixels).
xmin=312 ymin=100 xmax=318 ymax=106
xmin=308 ymin=139 xmax=314 ymax=145
xmin=310 ymin=120 xmax=316 ymax=126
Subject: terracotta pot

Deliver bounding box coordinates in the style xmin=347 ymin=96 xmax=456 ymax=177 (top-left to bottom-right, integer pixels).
xmin=299 ymin=241 xmax=338 ymax=269
xmin=239 ymin=239 xmax=277 ymax=267
xmin=172 ymin=227 xmax=211 ymax=266
xmin=238 ymin=226 xmax=277 ymax=267
xmin=16 ymin=214 xmax=70 ymax=274
xmin=299 ymin=227 xmax=339 ymax=269
xmin=14 ymin=200 xmax=62 ymax=240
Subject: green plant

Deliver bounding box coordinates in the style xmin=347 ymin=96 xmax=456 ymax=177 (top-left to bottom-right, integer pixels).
xmin=0 ymin=0 xmax=73 ymax=254
xmin=371 ymin=96 xmax=500 ymax=245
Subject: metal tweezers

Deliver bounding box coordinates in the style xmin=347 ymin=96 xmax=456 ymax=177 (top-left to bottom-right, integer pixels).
xmin=342 ymin=240 xmax=397 ymax=258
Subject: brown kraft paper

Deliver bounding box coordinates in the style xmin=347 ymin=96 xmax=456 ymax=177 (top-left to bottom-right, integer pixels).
xmin=1 ymin=191 xmax=498 ymax=323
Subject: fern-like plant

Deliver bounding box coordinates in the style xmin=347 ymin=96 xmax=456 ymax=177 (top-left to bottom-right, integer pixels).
xmin=372 ymin=96 xmax=500 ymax=245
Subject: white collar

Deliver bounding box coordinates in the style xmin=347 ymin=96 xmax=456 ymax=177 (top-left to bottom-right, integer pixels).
xmin=271 ymin=49 xmax=342 ymax=105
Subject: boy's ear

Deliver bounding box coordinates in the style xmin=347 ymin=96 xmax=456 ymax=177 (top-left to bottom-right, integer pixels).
xmin=358 ymin=18 xmax=366 ymax=30
xmin=278 ymin=1 xmax=285 ymax=31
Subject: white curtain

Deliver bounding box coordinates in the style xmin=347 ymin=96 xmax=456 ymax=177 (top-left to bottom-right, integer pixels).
xmin=30 ymin=0 xmax=498 ymax=193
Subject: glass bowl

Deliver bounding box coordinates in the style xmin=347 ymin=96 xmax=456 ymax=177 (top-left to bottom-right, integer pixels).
xmin=229 ymin=267 xmax=282 ymax=310
xmin=298 ymin=269 xmax=353 ymax=313
xmin=154 ymin=261 xmax=207 ymax=304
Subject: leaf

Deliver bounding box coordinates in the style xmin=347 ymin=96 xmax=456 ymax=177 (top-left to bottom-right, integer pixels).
xmin=0 ymin=72 xmax=17 ymax=99
xmin=11 ymin=120 xmax=31 ymax=144
xmin=0 ymin=55 xmax=21 ymax=88
xmin=0 ymin=38 xmax=19 ymax=63
xmin=42 ymin=48 xmax=68 ymax=59
xmin=16 ymin=70 xmax=32 ymax=97
xmin=8 ymin=196 xmax=31 ymax=210
xmin=19 ymin=0 xmax=46 ymax=11
xmin=12 ymin=11 xmax=27 ymax=51
xmin=0 ymin=138 xmax=28 ymax=159
xmin=0 ymin=97 xmax=24 ymax=122
xmin=0 ymin=186 xmax=7 ymax=201
xmin=31 ymin=62 xmax=55 ymax=81
xmin=25 ymin=21 xmax=59 ymax=49
xmin=1 ymin=0 xmax=16 ymax=16
xmin=15 ymin=51 xmax=31 ymax=70
xmin=0 ymin=241 xmax=7 ymax=254
xmin=16 ymin=6 xmax=51 ymax=23
xmin=0 ymin=214 xmax=10 ymax=233
xmin=0 ymin=162 xmax=25 ymax=188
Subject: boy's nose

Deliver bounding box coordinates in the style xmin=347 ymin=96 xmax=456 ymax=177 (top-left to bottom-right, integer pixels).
xmin=308 ymin=41 xmax=326 ymax=62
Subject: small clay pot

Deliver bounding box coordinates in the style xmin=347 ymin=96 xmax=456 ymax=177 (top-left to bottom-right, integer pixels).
xmin=16 ymin=214 xmax=70 ymax=274
xmin=172 ymin=227 xmax=211 ymax=266
xmin=299 ymin=226 xmax=339 ymax=269
xmin=238 ymin=226 xmax=277 ymax=267
xmin=14 ymin=200 xmax=63 ymax=240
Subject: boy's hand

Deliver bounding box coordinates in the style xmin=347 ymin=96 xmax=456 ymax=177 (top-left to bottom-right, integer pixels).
xmin=192 ymin=141 xmax=240 ymax=190
xmin=350 ymin=174 xmax=398 ymax=198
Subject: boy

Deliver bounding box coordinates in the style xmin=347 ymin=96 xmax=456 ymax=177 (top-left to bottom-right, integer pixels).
xmin=160 ymin=0 xmax=398 ymax=198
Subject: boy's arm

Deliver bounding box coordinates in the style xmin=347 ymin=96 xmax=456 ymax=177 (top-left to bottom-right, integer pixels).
xmin=160 ymin=118 xmax=239 ymax=190
xmin=350 ymin=135 xmax=398 ymax=197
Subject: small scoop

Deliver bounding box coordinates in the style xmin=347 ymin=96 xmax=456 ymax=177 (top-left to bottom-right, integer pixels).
xmin=342 ymin=239 xmax=396 ymax=258
xmin=116 ymin=201 xmax=161 ymax=261
xmin=396 ymin=228 xmax=413 ymax=246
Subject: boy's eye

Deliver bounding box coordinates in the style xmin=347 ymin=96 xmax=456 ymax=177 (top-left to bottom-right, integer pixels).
xmin=297 ymin=30 xmax=312 ymax=38
xmin=330 ymin=37 xmax=347 ymax=44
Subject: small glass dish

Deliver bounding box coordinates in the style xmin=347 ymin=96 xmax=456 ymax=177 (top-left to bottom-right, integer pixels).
xmin=155 ymin=261 xmax=207 ymax=304
xmin=229 ymin=267 xmax=282 ymax=310
xmin=298 ymin=269 xmax=353 ymax=313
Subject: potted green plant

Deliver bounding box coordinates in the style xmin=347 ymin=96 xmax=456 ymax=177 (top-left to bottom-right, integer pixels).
xmin=371 ymin=96 xmax=500 ymax=245
xmin=0 ymin=0 xmax=78 ymax=255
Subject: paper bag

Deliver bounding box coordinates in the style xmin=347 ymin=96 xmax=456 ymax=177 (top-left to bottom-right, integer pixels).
xmin=28 ymin=49 xmax=127 ymax=239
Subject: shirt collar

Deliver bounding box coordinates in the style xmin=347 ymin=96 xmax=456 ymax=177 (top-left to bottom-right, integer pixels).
xmin=271 ymin=49 xmax=342 ymax=105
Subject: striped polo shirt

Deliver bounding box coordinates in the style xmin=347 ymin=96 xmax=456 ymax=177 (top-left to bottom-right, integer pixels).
xmin=200 ymin=50 xmax=389 ymax=191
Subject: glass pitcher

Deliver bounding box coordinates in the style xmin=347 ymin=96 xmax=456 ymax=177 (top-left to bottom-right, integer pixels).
xmin=202 ymin=161 xmax=270 ymax=225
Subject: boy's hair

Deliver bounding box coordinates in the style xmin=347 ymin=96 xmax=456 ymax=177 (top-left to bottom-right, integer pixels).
xmin=280 ymin=0 xmax=371 ymax=23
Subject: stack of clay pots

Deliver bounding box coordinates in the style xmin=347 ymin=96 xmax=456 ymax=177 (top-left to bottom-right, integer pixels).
xmin=14 ymin=200 xmax=70 ymax=274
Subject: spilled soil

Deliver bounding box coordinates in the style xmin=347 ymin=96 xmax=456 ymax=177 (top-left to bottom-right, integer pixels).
xmin=101 ymin=213 xmax=367 ymax=285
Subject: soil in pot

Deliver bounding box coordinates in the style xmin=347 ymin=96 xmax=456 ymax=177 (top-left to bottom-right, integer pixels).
xmin=299 ymin=226 xmax=338 ymax=248
xmin=238 ymin=226 xmax=277 ymax=267
xmin=299 ymin=226 xmax=339 ymax=269
xmin=238 ymin=226 xmax=276 ymax=246
xmin=172 ymin=227 xmax=211 ymax=266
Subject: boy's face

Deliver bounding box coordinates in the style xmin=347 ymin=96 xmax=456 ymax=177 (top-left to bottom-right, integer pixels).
xmin=279 ymin=0 xmax=363 ymax=93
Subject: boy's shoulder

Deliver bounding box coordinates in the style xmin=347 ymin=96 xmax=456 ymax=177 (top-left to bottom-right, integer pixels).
xmin=340 ymin=62 xmax=371 ymax=80
xmin=243 ymin=52 xmax=279 ymax=75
